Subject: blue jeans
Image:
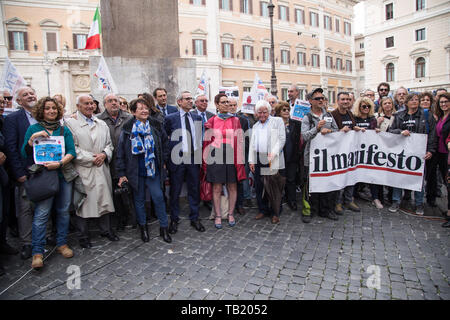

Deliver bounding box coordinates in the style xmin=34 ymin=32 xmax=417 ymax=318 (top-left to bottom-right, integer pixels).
xmin=134 ymin=172 xmax=168 ymax=227
xmin=392 ymin=186 xmax=424 ymax=206
xmin=337 ymin=185 xmax=354 ymax=204
xmin=32 ymin=177 xmax=72 ymax=255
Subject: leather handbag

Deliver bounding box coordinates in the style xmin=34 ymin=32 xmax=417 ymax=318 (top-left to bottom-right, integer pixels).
xmin=24 ymin=165 xmax=60 ymax=203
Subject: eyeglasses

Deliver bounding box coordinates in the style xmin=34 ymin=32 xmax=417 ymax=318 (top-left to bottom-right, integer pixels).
xmin=4 ymin=96 xmax=12 ymax=101
xmin=313 ymin=97 xmax=325 ymax=101
xmin=379 ymin=88 xmax=389 ymax=92
xmin=360 ymin=105 xmax=370 ymax=109
xmin=282 ymin=108 xmax=290 ymax=112
xmin=198 ymin=99 xmax=208 ymax=103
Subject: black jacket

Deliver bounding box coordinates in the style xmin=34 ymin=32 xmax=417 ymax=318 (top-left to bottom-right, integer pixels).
xmin=389 ymin=108 xmax=437 ymax=153
xmin=115 ymin=117 xmax=169 ymax=192
xmin=283 ymin=119 xmax=301 ymax=163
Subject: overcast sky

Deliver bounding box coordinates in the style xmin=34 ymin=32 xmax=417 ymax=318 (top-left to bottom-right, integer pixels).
xmin=354 ymin=2 xmax=365 ymax=34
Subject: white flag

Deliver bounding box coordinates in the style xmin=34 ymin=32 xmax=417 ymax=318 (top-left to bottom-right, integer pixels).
xmin=195 ymin=69 xmax=208 ymax=98
xmin=250 ymin=73 xmax=268 ymax=103
xmin=94 ymin=56 xmax=118 ymax=94
xmin=0 ymin=56 xmax=27 ymax=96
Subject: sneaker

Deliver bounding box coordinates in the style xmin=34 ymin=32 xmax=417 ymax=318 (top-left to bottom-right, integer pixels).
xmin=335 ymin=203 xmax=344 ymax=215
xmin=415 ymin=205 xmax=424 ymax=216
xmin=57 ymin=245 xmax=74 ymax=258
xmin=345 ymin=202 xmax=361 ymax=212
xmin=31 ymin=254 xmax=43 ymax=270
xmin=373 ymin=199 xmax=383 ymax=209
xmin=389 ymin=202 xmax=400 ymax=213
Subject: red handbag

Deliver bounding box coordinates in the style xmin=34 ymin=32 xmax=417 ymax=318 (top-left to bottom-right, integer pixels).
xmin=200 ymin=169 xmax=212 ymax=201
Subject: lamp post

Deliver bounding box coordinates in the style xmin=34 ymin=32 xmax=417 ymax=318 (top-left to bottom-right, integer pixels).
xmin=43 ymin=53 xmax=52 ymax=96
xmin=268 ymin=0 xmax=277 ymax=97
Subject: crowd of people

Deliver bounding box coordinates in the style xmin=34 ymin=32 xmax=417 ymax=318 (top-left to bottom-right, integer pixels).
xmin=0 ymin=82 xmax=448 ymax=274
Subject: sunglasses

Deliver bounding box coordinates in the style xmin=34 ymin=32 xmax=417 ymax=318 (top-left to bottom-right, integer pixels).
xmin=282 ymin=108 xmax=290 ymax=112
xmin=379 ymin=89 xmax=389 ymax=92
xmin=120 ymin=102 xmax=128 ymax=105
xmin=198 ymin=99 xmax=208 ymax=103
xmin=313 ymin=97 xmax=325 ymax=101
xmin=4 ymin=96 xmax=12 ymax=101
xmin=360 ymin=105 xmax=370 ymax=109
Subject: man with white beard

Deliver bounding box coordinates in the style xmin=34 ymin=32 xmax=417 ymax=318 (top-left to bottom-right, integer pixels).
xmin=3 ymin=87 xmax=38 ymax=260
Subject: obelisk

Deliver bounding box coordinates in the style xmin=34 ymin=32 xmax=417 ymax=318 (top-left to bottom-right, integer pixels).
xmin=90 ymin=0 xmax=196 ymax=104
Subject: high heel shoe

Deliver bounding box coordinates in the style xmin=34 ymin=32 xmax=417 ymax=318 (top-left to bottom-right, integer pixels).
xmin=228 ymin=214 xmax=236 ymax=227
xmin=214 ymin=216 xmax=222 ymax=229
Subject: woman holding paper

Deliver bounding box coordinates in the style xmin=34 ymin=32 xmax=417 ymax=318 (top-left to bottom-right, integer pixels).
xmin=274 ymin=101 xmax=301 ymax=211
xmin=21 ymin=97 xmax=77 ymax=270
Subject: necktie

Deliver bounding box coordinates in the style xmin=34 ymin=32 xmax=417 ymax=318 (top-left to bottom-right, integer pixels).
xmin=185 ymin=113 xmax=194 ymax=152
xmin=162 ymin=107 xmax=166 ymax=116
xmin=201 ymin=112 xmax=207 ymax=124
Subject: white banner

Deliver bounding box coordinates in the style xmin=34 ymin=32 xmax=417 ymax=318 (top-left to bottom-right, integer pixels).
xmin=94 ymin=56 xmax=118 ymax=94
xmin=309 ymin=130 xmax=427 ymax=193
xmin=0 ymin=56 xmax=27 ymax=96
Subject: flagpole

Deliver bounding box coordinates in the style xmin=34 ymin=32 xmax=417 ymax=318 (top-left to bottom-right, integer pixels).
xmin=268 ymin=0 xmax=277 ymax=97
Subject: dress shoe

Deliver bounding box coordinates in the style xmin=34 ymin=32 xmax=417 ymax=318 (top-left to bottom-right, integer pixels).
xmin=160 ymin=227 xmax=172 ymax=243
xmin=169 ymin=219 xmax=178 ymax=234
xmin=101 ymin=232 xmax=120 ymax=241
xmin=0 ymin=243 xmax=19 ymax=255
xmin=288 ymin=201 xmax=297 ymax=211
xmin=335 ymin=203 xmax=344 ymax=215
xmin=214 ymin=216 xmax=222 ymax=229
xmin=236 ymin=207 xmax=246 ymax=215
xmin=190 ymin=220 xmax=205 ymax=232
xmin=31 ymin=254 xmax=43 ymax=270
xmin=302 ymin=215 xmax=311 ymax=224
xmin=271 ymin=216 xmax=280 ymax=224
xmin=255 ymin=213 xmax=265 ymax=220
xmin=203 ymin=201 xmax=213 ymax=211
xmin=228 ymin=215 xmax=236 ymax=227
xmin=20 ymin=245 xmax=32 ymax=260
xmin=79 ymin=238 xmax=92 ymax=249
xmin=325 ymin=211 xmax=339 ymax=221
xmin=57 ymin=245 xmax=74 ymax=258
xmin=344 ymin=202 xmax=360 ymax=212
xmin=139 ymin=224 xmax=149 ymax=243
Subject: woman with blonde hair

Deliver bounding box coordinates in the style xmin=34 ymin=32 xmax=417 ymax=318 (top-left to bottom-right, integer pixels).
xmin=353 ymin=97 xmax=377 ymax=131
xmin=376 ymin=96 xmax=396 ymax=132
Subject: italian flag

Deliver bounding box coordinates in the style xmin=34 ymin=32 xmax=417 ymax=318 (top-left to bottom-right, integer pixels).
xmin=84 ymin=7 xmax=101 ymax=49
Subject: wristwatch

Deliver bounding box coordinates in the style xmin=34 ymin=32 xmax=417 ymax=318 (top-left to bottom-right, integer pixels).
xmin=59 ymin=161 xmax=64 ymax=168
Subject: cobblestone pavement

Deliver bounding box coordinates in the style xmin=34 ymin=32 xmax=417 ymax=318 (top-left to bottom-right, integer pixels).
xmin=0 ymin=198 xmax=449 ymax=300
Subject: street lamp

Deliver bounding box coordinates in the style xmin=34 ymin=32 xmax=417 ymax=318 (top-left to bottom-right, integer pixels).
xmin=268 ymin=0 xmax=277 ymax=97
xmin=42 ymin=53 xmax=53 ymax=96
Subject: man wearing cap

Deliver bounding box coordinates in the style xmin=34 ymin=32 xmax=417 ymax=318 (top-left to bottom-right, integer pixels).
xmin=301 ymin=88 xmax=339 ymax=223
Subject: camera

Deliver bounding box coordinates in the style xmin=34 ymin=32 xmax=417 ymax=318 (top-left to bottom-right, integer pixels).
xmin=114 ymin=182 xmax=130 ymax=195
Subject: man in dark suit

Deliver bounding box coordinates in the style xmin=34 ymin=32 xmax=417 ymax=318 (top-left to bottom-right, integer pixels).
xmin=192 ymin=94 xmax=214 ymax=123
xmin=154 ymin=88 xmax=178 ymax=116
xmin=164 ymin=90 xmax=205 ymax=234
xmin=2 ymin=87 xmax=38 ymax=260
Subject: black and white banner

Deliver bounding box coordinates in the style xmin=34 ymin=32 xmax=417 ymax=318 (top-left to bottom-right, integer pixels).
xmin=309 ymin=130 xmax=427 ymax=192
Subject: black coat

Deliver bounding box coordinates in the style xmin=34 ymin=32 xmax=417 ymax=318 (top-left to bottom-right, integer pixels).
xmin=115 ymin=117 xmax=169 ymax=192
xmin=283 ymin=119 xmax=301 ymax=163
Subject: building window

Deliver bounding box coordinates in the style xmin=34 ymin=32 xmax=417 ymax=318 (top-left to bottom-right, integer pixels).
xmin=295 ymin=9 xmax=305 ymax=24
xmin=336 ymin=58 xmax=342 ymax=70
xmin=359 ymin=60 xmax=364 ymax=70
xmin=243 ymin=45 xmax=253 ymax=60
xmin=335 ymin=18 xmax=340 ymax=32
xmin=415 ymin=57 xmax=425 ymax=78
xmin=222 ymin=43 xmax=234 ymax=59
xmin=260 ymin=1 xmax=268 ymax=17
xmin=359 ymin=42 xmax=364 ymax=49
xmin=346 ymin=60 xmax=352 ymax=72
xmin=191 ymin=0 xmax=205 ymax=6
xmin=297 ymin=52 xmax=306 ymax=66
xmin=310 ymin=12 xmax=319 ymax=27
xmin=416 ymin=0 xmax=425 ymax=11
xmin=8 ymin=31 xmax=28 ymax=51
xmin=263 ymin=47 xmax=270 ymax=62
xmin=281 ymin=49 xmax=290 ymax=64
xmin=281 ymin=88 xmax=288 ymax=101
xmin=386 ymin=63 xmax=394 ymax=82
xmin=220 ymin=0 xmax=232 ymax=11
xmin=344 ymin=22 xmax=351 ymax=35
xmin=241 ymin=0 xmax=252 ymax=15
xmin=386 ymin=36 xmax=394 ymax=48
xmin=73 ymin=33 xmax=87 ymax=49
xmin=415 ymin=28 xmax=426 ymax=41
xmin=324 ymin=15 xmax=332 ymax=31
xmin=193 ymin=39 xmax=206 ymax=56
xmin=311 ymin=54 xmax=320 ymax=67
xmin=386 ymin=3 xmax=393 ymax=20
xmin=46 ymin=32 xmax=57 ymax=52
xmin=279 ymin=5 xmax=289 ymax=21
xmin=326 ymin=56 xmax=333 ymax=69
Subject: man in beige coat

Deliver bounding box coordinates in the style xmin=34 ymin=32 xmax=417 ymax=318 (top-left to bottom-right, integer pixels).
xmin=66 ymin=94 xmax=119 ymax=248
